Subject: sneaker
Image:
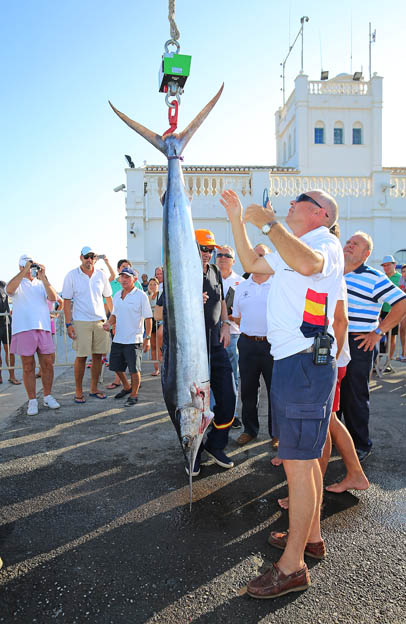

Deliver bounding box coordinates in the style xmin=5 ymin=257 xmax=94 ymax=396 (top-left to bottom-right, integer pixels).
xmin=115 ymin=388 xmax=132 ymax=399
xmin=27 ymin=399 xmax=39 ymax=416
xmin=356 ymin=448 xmax=372 ymax=462
xmin=384 ymin=364 xmax=393 ymax=373
xmin=204 ymin=444 xmax=234 ymax=469
xmin=185 ymin=456 xmax=201 ymax=477
xmin=43 ymin=395 xmax=60 ymax=409
xmin=231 ymin=417 xmax=242 ymax=429
xmin=125 ymin=396 xmax=138 ymax=407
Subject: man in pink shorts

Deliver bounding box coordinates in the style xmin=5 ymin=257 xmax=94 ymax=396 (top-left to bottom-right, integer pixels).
xmin=6 ymin=255 xmax=61 ymax=416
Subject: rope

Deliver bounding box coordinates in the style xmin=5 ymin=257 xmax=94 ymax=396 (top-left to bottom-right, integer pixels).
xmin=168 ymin=0 xmax=180 ymax=40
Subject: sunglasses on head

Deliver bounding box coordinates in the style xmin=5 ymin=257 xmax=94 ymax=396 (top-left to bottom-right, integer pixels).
xmin=295 ymin=193 xmax=328 ymax=217
xmin=199 ymin=245 xmax=214 ymax=253
xmin=83 ymin=253 xmax=95 ymax=260
xmin=217 ymin=253 xmax=233 ymax=259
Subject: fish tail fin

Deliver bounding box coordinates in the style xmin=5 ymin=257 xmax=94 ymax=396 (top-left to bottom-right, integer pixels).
xmin=176 ymin=83 xmax=224 ymax=155
xmin=109 ymin=101 xmax=166 ymax=154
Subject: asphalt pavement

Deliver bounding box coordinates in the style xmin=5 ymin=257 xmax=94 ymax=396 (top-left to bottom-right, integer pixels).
xmin=0 ymin=358 xmax=405 ymax=624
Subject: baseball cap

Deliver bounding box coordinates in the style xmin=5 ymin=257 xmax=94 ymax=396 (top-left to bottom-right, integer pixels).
xmin=81 ymin=246 xmax=95 ymax=256
xmin=119 ymin=267 xmax=137 ymax=277
xmin=19 ymin=254 xmax=33 ymax=267
xmin=194 ymin=229 xmax=221 ymax=249
xmin=381 ymin=255 xmax=396 ymax=264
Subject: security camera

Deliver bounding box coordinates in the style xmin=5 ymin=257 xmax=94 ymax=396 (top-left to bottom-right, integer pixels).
xmin=113 ymin=184 xmax=126 ymax=192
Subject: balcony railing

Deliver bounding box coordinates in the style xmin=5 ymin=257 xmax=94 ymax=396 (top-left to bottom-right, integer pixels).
xmin=309 ymin=81 xmax=369 ymax=96
xmin=269 ymin=176 xmax=372 ymax=197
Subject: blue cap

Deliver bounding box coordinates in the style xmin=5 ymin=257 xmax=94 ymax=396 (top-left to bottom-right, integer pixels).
xmin=119 ymin=267 xmax=137 ymax=277
xmin=381 ymin=255 xmax=396 ymax=264
xmin=81 ymin=246 xmax=95 ymax=256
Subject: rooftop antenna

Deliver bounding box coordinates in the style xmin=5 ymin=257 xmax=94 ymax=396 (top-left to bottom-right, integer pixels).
xmin=280 ymin=16 xmax=310 ymax=105
xmin=369 ymin=23 xmax=376 ymax=79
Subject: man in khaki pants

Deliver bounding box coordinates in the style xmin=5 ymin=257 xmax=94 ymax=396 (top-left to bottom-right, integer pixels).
xmin=62 ymin=246 xmax=113 ymax=403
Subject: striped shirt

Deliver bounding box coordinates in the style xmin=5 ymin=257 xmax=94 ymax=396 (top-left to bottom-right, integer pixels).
xmin=345 ymin=264 xmax=406 ymax=332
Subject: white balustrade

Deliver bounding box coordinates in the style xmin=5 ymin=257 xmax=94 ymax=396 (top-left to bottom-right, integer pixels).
xmin=269 ymin=175 xmax=372 ymax=197
xmin=389 ymin=176 xmax=406 ymax=198
xmin=308 ymin=81 xmax=369 ymax=96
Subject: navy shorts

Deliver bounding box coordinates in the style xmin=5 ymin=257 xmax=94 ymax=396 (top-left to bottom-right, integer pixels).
xmin=109 ymin=342 xmax=142 ymax=374
xmin=271 ymin=352 xmax=337 ymax=460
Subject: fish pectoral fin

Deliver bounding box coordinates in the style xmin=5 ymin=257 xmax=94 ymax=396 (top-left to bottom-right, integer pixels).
xmin=177 ymin=84 xmax=224 ymax=155
xmin=109 ymin=101 xmax=166 ymax=154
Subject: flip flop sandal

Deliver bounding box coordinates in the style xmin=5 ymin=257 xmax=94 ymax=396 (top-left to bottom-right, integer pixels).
xmin=89 ymin=392 xmax=107 ymax=400
xmin=74 ymin=396 xmax=86 ymax=404
xmin=9 ymin=379 xmax=22 ymax=385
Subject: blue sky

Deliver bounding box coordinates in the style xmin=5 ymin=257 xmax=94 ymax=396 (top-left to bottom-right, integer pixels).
xmin=2 ymin=0 xmax=405 ymax=289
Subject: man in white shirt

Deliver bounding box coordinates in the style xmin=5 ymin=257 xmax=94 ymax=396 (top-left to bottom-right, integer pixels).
xmin=232 ymin=244 xmax=275 ymax=447
xmin=103 ymin=267 xmax=152 ymax=406
xmin=62 ymin=246 xmax=113 ymax=403
xmin=216 ymin=245 xmax=244 ymax=429
xmin=6 ymin=255 xmax=60 ymax=415
xmin=220 ymin=189 xmax=343 ymax=600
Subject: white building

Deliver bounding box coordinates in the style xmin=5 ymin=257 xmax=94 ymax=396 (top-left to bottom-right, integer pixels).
xmin=124 ymin=72 xmax=406 ymax=276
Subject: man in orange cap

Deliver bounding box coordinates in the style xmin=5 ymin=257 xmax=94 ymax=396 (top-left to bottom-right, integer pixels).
xmin=191 ymin=229 xmax=236 ymax=474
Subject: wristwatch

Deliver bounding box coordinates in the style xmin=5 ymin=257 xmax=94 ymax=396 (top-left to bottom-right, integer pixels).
xmin=261 ymin=221 xmax=277 ymax=235
xmin=375 ymin=327 xmax=383 ymax=335
xmin=145 ymin=335 xmax=151 ymax=340
xmin=65 ymin=322 xmax=72 ymax=328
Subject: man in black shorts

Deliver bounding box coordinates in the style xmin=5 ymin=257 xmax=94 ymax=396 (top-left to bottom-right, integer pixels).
xmin=103 ymin=268 xmax=152 ymax=406
xmin=0 ymin=280 xmax=21 ymax=385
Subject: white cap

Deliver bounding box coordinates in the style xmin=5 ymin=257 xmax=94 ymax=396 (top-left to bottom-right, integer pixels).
xmin=19 ymin=254 xmax=33 ymax=267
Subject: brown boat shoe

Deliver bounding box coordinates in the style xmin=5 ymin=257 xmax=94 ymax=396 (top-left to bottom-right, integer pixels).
xmin=236 ymin=432 xmax=256 ymax=446
xmin=268 ymin=531 xmax=326 ymax=560
xmin=247 ymin=562 xmax=310 ymax=599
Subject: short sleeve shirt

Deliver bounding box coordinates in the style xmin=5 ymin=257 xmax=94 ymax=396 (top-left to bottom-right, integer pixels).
xmin=233 ymin=275 xmax=272 ymax=337
xmin=221 ymin=270 xmax=244 ymax=334
xmin=264 ymin=226 xmax=344 ymax=360
xmin=112 ymin=288 xmax=152 ymax=344
xmin=62 ymin=267 xmax=112 ymax=321
xmin=381 ymin=272 xmax=401 ymax=313
xmin=6 ymin=278 xmax=51 ymax=335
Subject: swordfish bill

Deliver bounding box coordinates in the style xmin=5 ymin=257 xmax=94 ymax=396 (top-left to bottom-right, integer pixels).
xmin=109 ymin=85 xmax=224 ymax=508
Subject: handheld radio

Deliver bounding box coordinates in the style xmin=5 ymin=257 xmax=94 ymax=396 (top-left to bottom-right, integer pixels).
xmin=312 ymin=295 xmax=333 ymax=366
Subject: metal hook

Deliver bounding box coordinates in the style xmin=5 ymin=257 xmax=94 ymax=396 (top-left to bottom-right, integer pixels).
xmin=164 ymin=39 xmax=180 ymax=54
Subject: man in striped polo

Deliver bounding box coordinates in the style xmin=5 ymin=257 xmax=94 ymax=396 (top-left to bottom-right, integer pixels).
xmin=339 ymin=232 xmax=406 ymax=461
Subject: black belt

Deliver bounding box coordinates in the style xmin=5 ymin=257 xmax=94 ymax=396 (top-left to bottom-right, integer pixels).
xmin=241 ymin=333 xmax=268 ymax=342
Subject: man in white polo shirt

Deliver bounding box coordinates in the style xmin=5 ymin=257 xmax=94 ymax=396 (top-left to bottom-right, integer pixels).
xmin=221 ymin=189 xmax=343 ymax=600
xmin=6 ymin=254 xmax=60 ymax=415
xmin=216 ymin=244 xmax=244 ymax=429
xmin=62 ymin=246 xmax=113 ymax=403
xmin=103 ymin=267 xmax=152 ymax=406
xmin=232 ymin=243 xmax=275 ymax=447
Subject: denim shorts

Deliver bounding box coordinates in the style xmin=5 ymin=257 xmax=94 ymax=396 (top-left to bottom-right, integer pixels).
xmin=271 ymin=352 xmax=336 ymax=460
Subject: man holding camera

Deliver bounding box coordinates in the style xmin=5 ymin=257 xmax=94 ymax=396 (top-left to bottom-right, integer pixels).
xmin=6 ymin=255 xmax=60 ymax=415
xmin=62 ymin=246 xmax=113 ymax=402
xmin=220 ymin=189 xmax=343 ymax=599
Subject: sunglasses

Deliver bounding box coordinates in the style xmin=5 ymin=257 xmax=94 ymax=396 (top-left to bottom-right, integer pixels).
xmin=295 ymin=193 xmax=328 ymax=217
xmin=83 ymin=253 xmax=96 ymax=260
xmin=217 ymin=253 xmax=233 ymax=259
xmin=199 ymin=246 xmax=214 ymax=253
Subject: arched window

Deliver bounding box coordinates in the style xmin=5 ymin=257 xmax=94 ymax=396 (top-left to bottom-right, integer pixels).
xmin=353 ymin=122 xmax=363 ymax=145
xmin=283 ymin=142 xmax=287 ymax=162
xmin=334 ymin=121 xmax=344 ymax=144
xmin=314 ymin=121 xmax=325 ymax=144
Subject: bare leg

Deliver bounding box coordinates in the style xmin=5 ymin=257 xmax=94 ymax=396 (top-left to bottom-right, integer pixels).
xmin=129 ymin=371 xmax=141 ymax=397
xmin=74 ymin=356 xmax=87 ymax=398
xmin=37 ymin=353 xmax=55 ymax=396
xmin=21 ymin=355 xmax=37 ymax=399
xmin=4 ymin=345 xmax=18 ymax=381
xmin=150 ymin=333 xmax=159 ymax=374
xmin=389 ymin=334 xmax=397 ymax=361
xmin=325 ymin=413 xmax=369 ymax=493
xmin=277 ymin=458 xmax=319 ymax=575
xmin=399 ymin=319 xmax=406 ymax=357
xmin=90 ymin=353 xmax=103 ymax=394
xmin=319 ymin=429 xmax=332 ymax=477
xmin=115 ymin=371 xmax=131 ymax=391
